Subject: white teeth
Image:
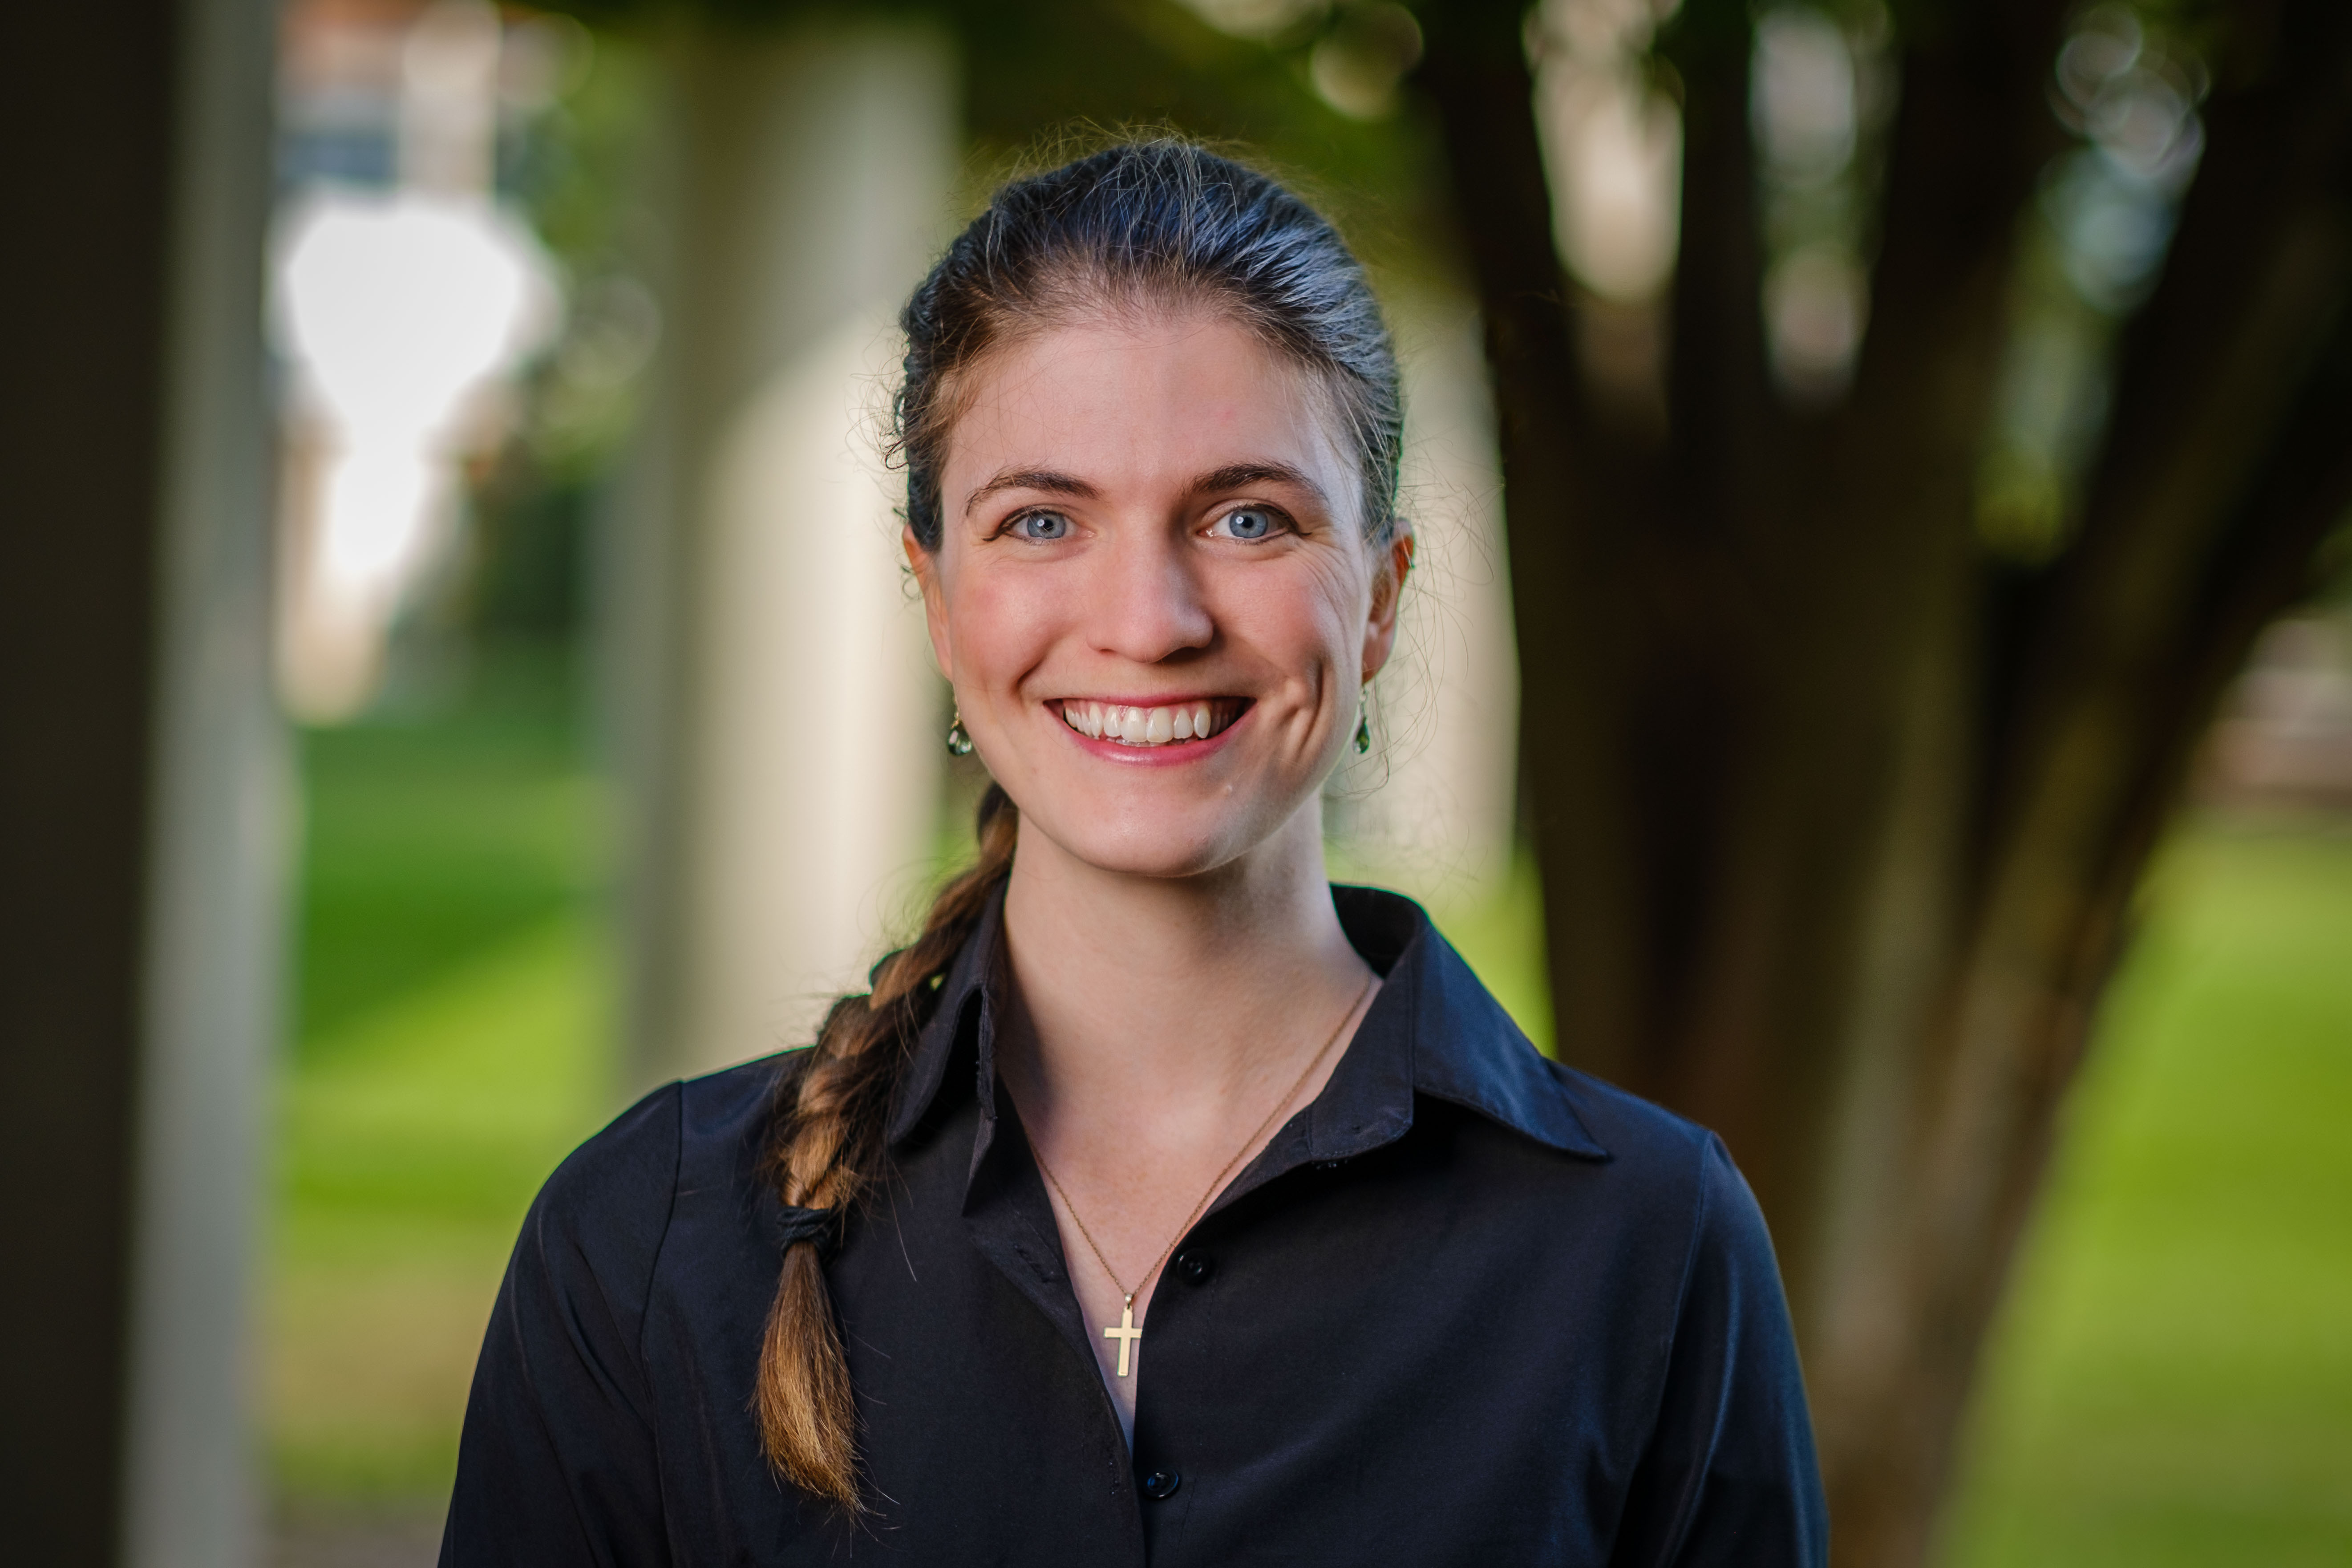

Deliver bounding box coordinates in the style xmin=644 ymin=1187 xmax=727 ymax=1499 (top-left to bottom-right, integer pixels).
xmin=1061 ymin=700 xmax=1229 ymax=747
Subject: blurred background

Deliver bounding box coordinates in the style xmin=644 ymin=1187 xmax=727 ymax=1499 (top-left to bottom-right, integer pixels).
xmin=2 ymin=0 xmax=2346 ymax=1564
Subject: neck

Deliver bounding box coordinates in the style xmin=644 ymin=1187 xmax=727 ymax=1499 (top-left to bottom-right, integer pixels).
xmin=997 ymin=801 xmax=1370 ymax=1128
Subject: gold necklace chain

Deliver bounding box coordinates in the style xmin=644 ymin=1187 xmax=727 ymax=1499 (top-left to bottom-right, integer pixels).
xmin=1031 ymin=974 xmax=1375 ymax=1309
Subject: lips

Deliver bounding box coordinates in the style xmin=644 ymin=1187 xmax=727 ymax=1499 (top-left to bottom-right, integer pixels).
xmin=1057 ymin=698 xmax=1243 ymax=748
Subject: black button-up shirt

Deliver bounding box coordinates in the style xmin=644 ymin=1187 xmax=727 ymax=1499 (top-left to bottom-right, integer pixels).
xmin=443 ymin=887 xmax=1826 ymax=1565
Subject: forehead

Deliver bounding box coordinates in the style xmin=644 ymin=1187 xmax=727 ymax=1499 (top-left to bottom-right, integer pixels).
xmin=942 ymin=311 xmax=1354 ymax=508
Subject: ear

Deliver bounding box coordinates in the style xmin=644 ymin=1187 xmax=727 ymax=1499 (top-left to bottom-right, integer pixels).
xmin=905 ymin=526 xmax=955 ymax=682
xmin=1359 ymin=524 xmax=1414 ymax=682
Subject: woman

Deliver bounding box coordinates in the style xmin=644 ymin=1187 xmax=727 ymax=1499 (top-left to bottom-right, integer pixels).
xmin=443 ymin=141 xmax=1826 ymax=1566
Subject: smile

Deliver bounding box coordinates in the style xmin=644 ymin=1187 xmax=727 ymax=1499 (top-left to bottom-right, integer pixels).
xmin=1057 ymin=698 xmax=1243 ymax=748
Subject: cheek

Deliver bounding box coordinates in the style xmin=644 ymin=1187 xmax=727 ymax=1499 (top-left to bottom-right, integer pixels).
xmin=945 ymin=567 xmax=1061 ymax=681
xmin=1219 ymin=559 xmax=1364 ymax=672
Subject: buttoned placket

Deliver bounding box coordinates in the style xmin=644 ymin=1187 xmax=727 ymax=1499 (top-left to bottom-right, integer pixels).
xmin=881 ymin=886 xmax=1609 ymax=1563
xmin=918 ymin=932 xmax=1414 ymax=1556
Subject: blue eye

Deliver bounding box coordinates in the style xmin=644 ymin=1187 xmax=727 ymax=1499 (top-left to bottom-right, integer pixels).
xmin=1013 ymin=511 xmax=1071 ymax=541
xmin=1215 ymin=506 xmax=1278 ymax=540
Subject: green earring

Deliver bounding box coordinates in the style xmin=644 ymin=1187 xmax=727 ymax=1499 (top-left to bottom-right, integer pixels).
xmin=1353 ymin=693 xmax=1372 ymax=755
xmin=946 ymin=710 xmax=974 ymax=757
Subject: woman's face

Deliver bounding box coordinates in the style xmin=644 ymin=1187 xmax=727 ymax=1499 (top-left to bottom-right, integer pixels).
xmin=911 ymin=309 xmax=1410 ymax=881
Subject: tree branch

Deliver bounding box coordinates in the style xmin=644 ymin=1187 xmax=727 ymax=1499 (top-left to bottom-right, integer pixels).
xmin=1982 ymin=0 xmax=2352 ymax=923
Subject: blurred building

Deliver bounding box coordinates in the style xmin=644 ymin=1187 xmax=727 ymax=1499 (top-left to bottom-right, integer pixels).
xmin=2201 ymin=614 xmax=2352 ymax=810
xmin=272 ymin=0 xmax=565 ymax=720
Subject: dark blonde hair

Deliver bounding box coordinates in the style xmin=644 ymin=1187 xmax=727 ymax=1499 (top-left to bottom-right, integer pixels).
xmin=756 ymin=783 xmax=1016 ymax=1506
xmin=755 ymin=138 xmax=1403 ymax=1508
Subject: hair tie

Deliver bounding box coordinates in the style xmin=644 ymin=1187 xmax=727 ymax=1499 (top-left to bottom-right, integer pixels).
xmin=770 ymin=1203 xmax=842 ymax=1260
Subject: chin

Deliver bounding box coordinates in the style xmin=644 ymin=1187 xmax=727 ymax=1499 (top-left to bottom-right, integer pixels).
xmin=1046 ymin=816 xmax=1244 ymax=880
xmin=1018 ymin=788 xmax=1286 ymax=882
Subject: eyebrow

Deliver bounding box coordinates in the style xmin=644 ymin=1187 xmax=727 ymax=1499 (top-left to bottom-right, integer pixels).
xmin=959 ymin=460 xmax=1329 ymax=519
xmin=963 ymin=467 xmax=1099 ymax=517
xmin=1190 ymin=462 xmax=1328 ymax=505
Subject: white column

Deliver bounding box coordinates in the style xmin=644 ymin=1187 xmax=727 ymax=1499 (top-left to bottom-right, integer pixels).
xmin=1331 ymin=293 xmax=1522 ymax=908
xmin=614 ymin=24 xmax=957 ymax=1083
xmin=122 ymin=0 xmax=285 ymax=1563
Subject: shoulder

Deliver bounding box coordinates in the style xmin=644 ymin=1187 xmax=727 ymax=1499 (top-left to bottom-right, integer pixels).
xmin=520 ymin=1053 xmax=795 ymax=1302
xmin=1545 ymin=1059 xmax=1716 ymax=1176
xmin=676 ymin=1048 xmax=801 ymax=1166
xmin=1552 ymin=1062 xmax=1763 ymax=1219
xmin=531 ymin=1082 xmax=679 ymax=1238
xmin=1381 ymin=893 xmax=1727 ymax=1217
xmin=1542 ymin=1061 xmax=1781 ymax=1288
xmin=512 ymin=1082 xmax=680 ymax=1322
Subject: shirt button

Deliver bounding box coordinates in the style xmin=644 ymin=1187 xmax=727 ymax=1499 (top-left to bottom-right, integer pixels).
xmin=1174 ymin=1249 xmax=1214 ymax=1284
xmin=1139 ymin=1469 xmax=1182 ymax=1500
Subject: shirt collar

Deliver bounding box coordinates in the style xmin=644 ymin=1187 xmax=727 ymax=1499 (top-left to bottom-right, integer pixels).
xmin=886 ymin=882 xmax=1607 ymax=1162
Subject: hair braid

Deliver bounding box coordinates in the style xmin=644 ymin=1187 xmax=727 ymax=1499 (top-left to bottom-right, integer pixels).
xmin=754 ymin=784 xmax=1018 ymax=1506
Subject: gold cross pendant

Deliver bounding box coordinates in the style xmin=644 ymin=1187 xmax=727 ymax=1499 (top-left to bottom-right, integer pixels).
xmin=1103 ymin=1294 xmax=1142 ymax=1378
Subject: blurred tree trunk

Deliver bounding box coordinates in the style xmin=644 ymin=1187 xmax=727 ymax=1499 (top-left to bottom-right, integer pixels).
xmin=1417 ymin=0 xmax=2352 ymax=1561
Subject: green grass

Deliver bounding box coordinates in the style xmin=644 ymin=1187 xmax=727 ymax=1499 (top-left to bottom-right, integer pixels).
xmin=1939 ymin=824 xmax=2352 ymax=1566
xmin=271 ymin=672 xmax=2352 ymax=1557
xmin=271 ymin=649 xmax=617 ymax=1505
xmin=270 ymin=917 xmax=613 ymax=1499
xmin=292 ymin=648 xmax=601 ymax=1050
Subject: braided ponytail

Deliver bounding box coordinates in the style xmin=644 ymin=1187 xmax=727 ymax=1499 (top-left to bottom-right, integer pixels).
xmin=755 ymin=784 xmax=1018 ymax=1505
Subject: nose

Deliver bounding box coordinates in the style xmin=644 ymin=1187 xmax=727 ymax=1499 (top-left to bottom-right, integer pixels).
xmin=1084 ymin=525 xmax=1214 ymax=664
